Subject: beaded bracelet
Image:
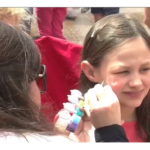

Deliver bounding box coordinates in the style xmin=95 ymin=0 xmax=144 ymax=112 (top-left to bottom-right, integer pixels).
xmin=62 ymin=81 xmax=105 ymax=133
xmin=63 ymin=96 xmax=84 ymax=132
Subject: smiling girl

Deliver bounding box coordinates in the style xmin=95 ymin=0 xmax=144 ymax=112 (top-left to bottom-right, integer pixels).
xmin=79 ymin=13 xmax=150 ymax=142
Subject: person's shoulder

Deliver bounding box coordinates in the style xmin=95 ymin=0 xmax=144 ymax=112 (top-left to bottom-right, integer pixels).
xmin=0 ymin=132 xmax=28 ymax=142
xmin=0 ymin=132 xmax=75 ymax=143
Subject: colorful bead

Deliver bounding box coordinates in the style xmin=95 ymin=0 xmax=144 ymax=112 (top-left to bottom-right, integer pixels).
xmin=76 ymin=106 xmax=84 ymax=117
xmin=78 ymin=100 xmax=85 ymax=107
xmin=66 ymin=114 xmax=81 ymax=132
xmin=71 ymin=114 xmax=81 ymax=124
xmin=66 ymin=121 xmax=78 ymax=132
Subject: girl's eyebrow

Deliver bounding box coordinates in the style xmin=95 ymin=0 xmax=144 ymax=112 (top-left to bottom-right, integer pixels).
xmin=110 ymin=65 xmax=129 ymax=70
xmin=141 ymin=62 xmax=150 ymax=66
xmin=110 ymin=61 xmax=150 ymax=70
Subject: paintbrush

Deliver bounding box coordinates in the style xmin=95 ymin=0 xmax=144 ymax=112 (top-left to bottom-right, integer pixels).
xmin=101 ymin=80 xmax=106 ymax=86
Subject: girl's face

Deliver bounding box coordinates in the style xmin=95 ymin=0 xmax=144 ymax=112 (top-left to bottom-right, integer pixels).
xmin=95 ymin=37 xmax=150 ymax=108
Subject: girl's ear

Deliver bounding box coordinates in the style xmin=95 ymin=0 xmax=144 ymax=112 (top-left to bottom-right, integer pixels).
xmin=81 ymin=60 xmax=99 ymax=83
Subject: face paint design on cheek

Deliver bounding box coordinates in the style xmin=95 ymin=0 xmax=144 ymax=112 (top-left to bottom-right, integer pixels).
xmin=105 ymin=76 xmax=117 ymax=86
xmin=105 ymin=76 xmax=123 ymax=94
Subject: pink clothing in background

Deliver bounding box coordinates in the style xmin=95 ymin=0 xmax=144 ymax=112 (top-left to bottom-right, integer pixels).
xmin=35 ymin=8 xmax=67 ymax=40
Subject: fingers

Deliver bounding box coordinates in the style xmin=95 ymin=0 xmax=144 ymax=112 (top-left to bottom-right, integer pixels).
xmin=84 ymin=93 xmax=91 ymax=117
xmin=104 ymin=85 xmax=118 ymax=102
xmin=74 ymin=119 xmax=83 ymax=135
xmin=84 ymin=83 xmax=118 ymax=115
xmin=93 ymin=84 xmax=104 ymax=102
xmin=84 ymin=84 xmax=104 ymax=115
xmin=87 ymin=89 xmax=98 ymax=109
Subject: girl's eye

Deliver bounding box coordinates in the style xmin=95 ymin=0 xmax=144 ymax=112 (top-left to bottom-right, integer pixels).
xmin=115 ymin=71 xmax=129 ymax=74
xmin=141 ymin=68 xmax=150 ymax=72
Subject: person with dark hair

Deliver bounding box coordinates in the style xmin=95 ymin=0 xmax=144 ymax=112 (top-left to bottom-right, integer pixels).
xmin=0 ymin=21 xmax=75 ymax=142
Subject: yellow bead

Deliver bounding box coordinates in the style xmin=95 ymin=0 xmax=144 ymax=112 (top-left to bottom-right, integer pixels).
xmin=78 ymin=100 xmax=85 ymax=107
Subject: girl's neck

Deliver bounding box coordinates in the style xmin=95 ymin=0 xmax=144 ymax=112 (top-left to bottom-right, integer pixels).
xmin=121 ymin=105 xmax=137 ymax=122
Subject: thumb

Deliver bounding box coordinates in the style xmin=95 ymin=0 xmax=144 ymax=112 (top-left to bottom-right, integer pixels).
xmin=74 ymin=119 xmax=83 ymax=135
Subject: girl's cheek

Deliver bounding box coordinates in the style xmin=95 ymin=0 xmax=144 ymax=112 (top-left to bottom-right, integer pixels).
xmin=144 ymin=76 xmax=150 ymax=88
xmin=106 ymin=76 xmax=126 ymax=94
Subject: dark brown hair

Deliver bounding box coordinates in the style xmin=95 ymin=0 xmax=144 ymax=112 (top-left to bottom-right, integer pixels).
xmin=0 ymin=21 xmax=55 ymax=136
xmin=79 ymin=14 xmax=150 ymax=141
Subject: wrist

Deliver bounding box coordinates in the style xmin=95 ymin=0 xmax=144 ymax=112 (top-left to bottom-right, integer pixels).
xmin=94 ymin=124 xmax=128 ymax=142
xmin=93 ymin=122 xmax=121 ymax=129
